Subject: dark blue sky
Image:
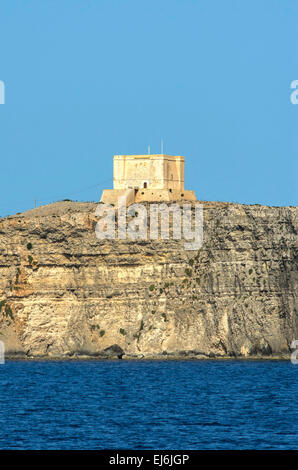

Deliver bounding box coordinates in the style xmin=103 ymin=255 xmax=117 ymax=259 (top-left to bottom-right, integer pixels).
xmin=0 ymin=0 xmax=297 ymax=216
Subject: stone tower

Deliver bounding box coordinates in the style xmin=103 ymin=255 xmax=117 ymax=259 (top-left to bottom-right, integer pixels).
xmin=113 ymin=154 xmax=185 ymax=191
xmin=100 ymin=154 xmax=196 ymax=206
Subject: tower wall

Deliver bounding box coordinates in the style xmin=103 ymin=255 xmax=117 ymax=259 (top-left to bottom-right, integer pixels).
xmin=113 ymin=155 xmax=184 ymax=190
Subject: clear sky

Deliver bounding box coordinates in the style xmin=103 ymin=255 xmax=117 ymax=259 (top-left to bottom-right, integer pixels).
xmin=0 ymin=0 xmax=297 ymax=216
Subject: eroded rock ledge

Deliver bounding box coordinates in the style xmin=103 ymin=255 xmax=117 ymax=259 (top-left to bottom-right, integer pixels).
xmin=0 ymin=200 xmax=297 ymax=359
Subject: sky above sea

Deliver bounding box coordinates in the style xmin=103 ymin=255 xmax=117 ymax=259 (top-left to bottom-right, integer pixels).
xmin=0 ymin=0 xmax=297 ymax=216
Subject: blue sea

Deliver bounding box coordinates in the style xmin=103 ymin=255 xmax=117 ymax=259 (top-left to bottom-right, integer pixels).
xmin=0 ymin=360 xmax=297 ymax=450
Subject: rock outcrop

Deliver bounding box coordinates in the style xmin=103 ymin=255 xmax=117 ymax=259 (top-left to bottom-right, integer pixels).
xmin=0 ymin=200 xmax=297 ymax=359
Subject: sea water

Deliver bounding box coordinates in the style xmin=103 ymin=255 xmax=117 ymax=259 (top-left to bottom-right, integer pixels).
xmin=0 ymin=360 xmax=297 ymax=449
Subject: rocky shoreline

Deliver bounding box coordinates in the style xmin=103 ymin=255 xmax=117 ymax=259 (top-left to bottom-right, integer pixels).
xmin=4 ymin=353 xmax=291 ymax=361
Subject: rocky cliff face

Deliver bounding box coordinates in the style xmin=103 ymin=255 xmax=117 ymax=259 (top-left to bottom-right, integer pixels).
xmin=0 ymin=200 xmax=297 ymax=359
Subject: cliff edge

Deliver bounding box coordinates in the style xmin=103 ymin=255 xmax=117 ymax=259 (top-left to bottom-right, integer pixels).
xmin=0 ymin=200 xmax=297 ymax=359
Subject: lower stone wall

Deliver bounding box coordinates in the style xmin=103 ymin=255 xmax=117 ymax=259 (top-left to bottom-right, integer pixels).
xmin=100 ymin=189 xmax=135 ymax=206
xmin=135 ymin=189 xmax=196 ymax=203
xmin=101 ymin=188 xmax=197 ymax=206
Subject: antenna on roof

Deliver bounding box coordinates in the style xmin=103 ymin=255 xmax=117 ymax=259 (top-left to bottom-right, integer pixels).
xmin=161 ymin=139 xmax=164 ymax=154
xmin=148 ymin=145 xmax=150 ymax=154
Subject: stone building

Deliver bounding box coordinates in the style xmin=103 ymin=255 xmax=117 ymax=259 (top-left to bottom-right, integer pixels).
xmin=100 ymin=154 xmax=196 ymax=206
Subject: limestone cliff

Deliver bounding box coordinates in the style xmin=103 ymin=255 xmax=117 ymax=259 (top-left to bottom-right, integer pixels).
xmin=0 ymin=200 xmax=297 ymax=359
